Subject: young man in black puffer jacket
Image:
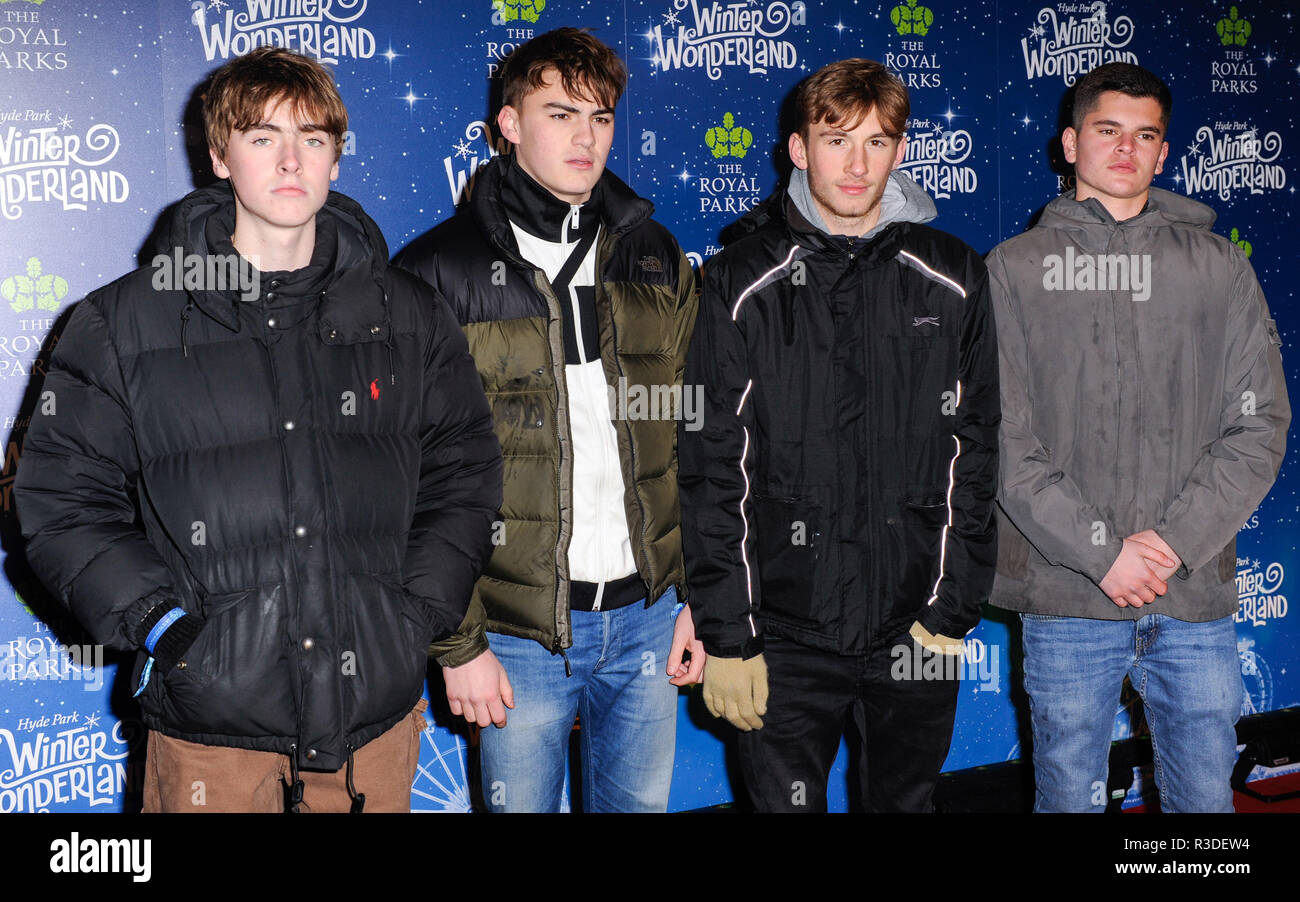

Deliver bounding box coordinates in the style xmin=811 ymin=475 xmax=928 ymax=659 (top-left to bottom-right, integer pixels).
xmin=15 ymin=48 xmax=502 ymax=812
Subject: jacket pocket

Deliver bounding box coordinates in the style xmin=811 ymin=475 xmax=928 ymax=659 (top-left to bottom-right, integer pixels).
xmin=995 ymin=510 xmax=1032 ymax=581
xmin=1216 ymin=538 xmax=1237 ymax=584
xmin=346 ymin=572 xmax=429 ymax=728
xmin=753 ymin=487 xmax=827 ymax=627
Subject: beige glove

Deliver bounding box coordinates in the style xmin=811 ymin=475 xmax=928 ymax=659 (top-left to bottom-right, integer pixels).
xmin=702 ymin=654 xmax=768 ymax=731
xmin=909 ymin=621 xmax=964 ymax=656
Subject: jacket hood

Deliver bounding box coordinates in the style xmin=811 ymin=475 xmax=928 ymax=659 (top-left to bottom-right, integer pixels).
xmin=722 ymin=170 xmax=936 ymax=249
xmin=156 ymin=180 xmax=392 ymax=333
xmin=1037 ymin=185 xmax=1217 ymax=238
xmin=470 ymin=154 xmax=655 ymax=261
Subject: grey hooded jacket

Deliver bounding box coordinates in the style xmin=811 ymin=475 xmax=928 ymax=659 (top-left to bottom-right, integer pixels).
xmin=987 ymin=187 xmax=1289 ymax=621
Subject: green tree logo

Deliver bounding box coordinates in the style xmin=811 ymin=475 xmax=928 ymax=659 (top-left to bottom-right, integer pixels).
xmin=2 ymin=258 xmax=68 ymax=313
xmin=705 ymin=113 xmax=754 ymax=159
xmin=1216 ymin=6 xmax=1251 ymax=46
xmin=1229 ymin=227 xmax=1253 ymax=257
xmin=891 ymin=0 xmax=934 ymax=36
xmin=494 ymin=0 xmax=545 ymax=24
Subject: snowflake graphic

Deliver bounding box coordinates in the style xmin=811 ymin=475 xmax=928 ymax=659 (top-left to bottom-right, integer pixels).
xmin=1029 ymin=24 xmax=1045 ymax=38
xmin=662 ymin=10 xmax=680 ymax=27
xmin=1186 ymin=142 xmax=1202 ymax=157
xmin=83 ymin=713 xmax=100 ymax=730
xmin=57 ymin=115 xmax=73 ymax=131
xmin=208 ymin=0 xmax=228 ymax=10
xmin=453 ymin=139 xmax=472 ymax=159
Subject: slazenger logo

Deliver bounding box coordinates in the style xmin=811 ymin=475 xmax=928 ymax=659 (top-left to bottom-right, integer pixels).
xmin=897 ymin=125 xmax=977 ymax=198
xmin=50 ymin=833 xmax=151 ymax=882
xmin=1178 ymin=125 xmax=1285 ymax=201
xmin=444 ymin=120 xmax=507 ymax=206
xmin=647 ymin=0 xmax=806 ymax=81
xmin=1234 ymin=558 xmax=1286 ymax=627
xmin=190 ymin=0 xmax=377 ymax=64
xmin=1042 ymin=248 xmax=1151 ymax=301
xmin=1021 ymin=2 xmax=1138 ymax=85
xmin=0 ymin=122 xmax=128 ymax=220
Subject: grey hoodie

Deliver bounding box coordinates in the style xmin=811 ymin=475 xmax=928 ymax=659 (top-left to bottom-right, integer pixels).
xmin=987 ymin=187 xmax=1289 ymax=621
xmin=787 ymin=167 xmax=936 ymax=239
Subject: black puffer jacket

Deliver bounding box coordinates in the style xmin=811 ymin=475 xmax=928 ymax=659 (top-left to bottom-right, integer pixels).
xmin=680 ymin=176 xmax=999 ymax=658
xmin=15 ymin=183 xmax=502 ymax=770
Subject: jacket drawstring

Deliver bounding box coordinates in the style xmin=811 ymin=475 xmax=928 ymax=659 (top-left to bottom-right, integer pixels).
xmin=286 ymin=745 xmax=304 ymax=813
xmin=345 ymin=745 xmax=366 ymax=813
xmin=180 ymin=299 xmax=194 ymax=358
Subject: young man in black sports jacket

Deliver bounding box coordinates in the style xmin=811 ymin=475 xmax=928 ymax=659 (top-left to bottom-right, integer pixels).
xmin=679 ymin=59 xmax=1000 ymax=812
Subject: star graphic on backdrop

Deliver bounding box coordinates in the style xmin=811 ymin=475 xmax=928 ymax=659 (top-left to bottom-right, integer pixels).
xmin=453 ymin=139 xmax=472 ymax=159
xmin=1171 ymin=171 xmax=1183 ymax=187
xmin=833 ymin=21 xmax=847 ymax=35
xmin=678 ymin=168 xmax=692 ymax=184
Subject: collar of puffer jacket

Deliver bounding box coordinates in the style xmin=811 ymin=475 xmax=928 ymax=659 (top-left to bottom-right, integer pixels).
xmin=157 ymin=180 xmax=391 ymax=335
xmin=1038 ymin=185 xmax=1217 ymax=236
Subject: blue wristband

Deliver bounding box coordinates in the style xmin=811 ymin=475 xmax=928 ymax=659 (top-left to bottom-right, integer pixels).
xmin=144 ymin=608 xmax=186 ymax=654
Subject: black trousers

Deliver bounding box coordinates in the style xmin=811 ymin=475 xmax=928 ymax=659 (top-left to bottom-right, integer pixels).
xmin=737 ymin=633 xmax=961 ymax=812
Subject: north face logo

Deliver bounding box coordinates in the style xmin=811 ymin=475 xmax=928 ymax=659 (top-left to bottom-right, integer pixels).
xmin=639 ymin=256 xmax=664 ymax=273
xmin=913 ymin=316 xmax=940 ymax=327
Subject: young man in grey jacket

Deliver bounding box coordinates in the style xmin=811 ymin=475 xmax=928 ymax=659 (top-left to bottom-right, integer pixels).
xmin=987 ymin=63 xmax=1290 ymax=812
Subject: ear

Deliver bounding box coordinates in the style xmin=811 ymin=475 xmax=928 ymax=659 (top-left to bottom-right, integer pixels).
xmin=891 ymin=135 xmax=908 ymax=170
xmin=209 ymin=146 xmax=230 ymax=179
xmin=1155 ymin=140 xmax=1169 ymax=175
xmin=1061 ymin=127 xmax=1078 ymax=165
xmin=788 ymin=131 xmax=809 ymax=171
xmin=497 ymin=105 xmax=522 ymax=146
xmin=330 ymin=158 xmax=339 ymax=181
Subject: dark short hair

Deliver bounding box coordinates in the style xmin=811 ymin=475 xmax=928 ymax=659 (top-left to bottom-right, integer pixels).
xmin=499 ymin=27 xmax=627 ymax=111
xmin=1071 ymin=62 xmax=1172 ymax=131
xmin=795 ymin=59 xmax=909 ymax=139
xmin=203 ymin=47 xmax=348 ymax=161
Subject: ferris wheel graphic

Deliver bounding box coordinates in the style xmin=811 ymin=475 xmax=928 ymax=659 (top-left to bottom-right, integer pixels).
xmin=410 ymin=720 xmax=473 ymax=813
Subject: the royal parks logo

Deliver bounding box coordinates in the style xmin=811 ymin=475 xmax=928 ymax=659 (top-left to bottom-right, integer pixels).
xmin=0 ymin=0 xmax=67 ymax=72
xmin=890 ymin=0 xmax=934 ymax=36
xmin=0 ymin=713 xmax=134 ymax=811
xmin=647 ymin=0 xmax=807 ymax=82
xmin=897 ymin=121 xmax=976 ymax=199
xmin=492 ymin=0 xmax=545 ymax=25
xmin=1021 ymin=2 xmax=1138 ymax=86
xmin=1177 ymin=122 xmax=1285 ymax=201
xmin=1209 ymin=7 xmax=1257 ymax=94
xmin=0 ymin=120 xmax=129 ymax=220
xmin=2 ymin=257 xmax=66 ymax=314
xmin=1228 ymin=227 xmax=1252 ymax=257
xmin=1234 ymin=556 xmax=1286 ymax=628
xmin=443 ymin=120 xmax=508 ymax=206
xmin=190 ymin=0 xmax=377 ymax=64
xmin=696 ymin=111 xmax=760 ymax=214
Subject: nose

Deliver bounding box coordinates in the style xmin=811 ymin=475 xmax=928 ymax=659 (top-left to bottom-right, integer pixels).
xmin=573 ymin=117 xmax=595 ymax=149
xmin=1115 ymin=131 xmax=1136 ymax=155
xmin=846 ymin=142 xmax=868 ymax=176
xmin=278 ymin=142 xmax=301 ymax=173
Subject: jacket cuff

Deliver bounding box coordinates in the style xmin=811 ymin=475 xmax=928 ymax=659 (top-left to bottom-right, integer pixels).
xmin=132 ymin=591 xmax=202 ymax=672
xmin=432 ymin=628 xmax=489 ymax=669
xmin=701 ymin=633 xmax=764 ymax=661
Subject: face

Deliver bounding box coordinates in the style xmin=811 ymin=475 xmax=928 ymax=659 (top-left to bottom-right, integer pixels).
xmin=497 ymin=70 xmax=615 ymax=206
xmin=209 ymin=97 xmax=339 ymax=241
xmin=788 ymin=106 xmax=907 ymax=237
xmin=1062 ymin=91 xmax=1169 ymax=219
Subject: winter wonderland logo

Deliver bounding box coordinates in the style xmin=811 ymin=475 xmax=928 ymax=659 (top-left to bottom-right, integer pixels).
xmin=0 ymin=0 xmax=67 ymax=72
xmin=0 ymin=121 xmax=128 ymax=220
xmin=1234 ymin=556 xmax=1286 ymax=628
xmin=443 ymin=120 xmax=508 ymax=207
xmin=1179 ymin=123 xmax=1285 ymax=201
xmin=696 ymin=111 xmax=761 ymax=214
xmin=897 ymin=121 xmax=976 ymax=199
xmin=1209 ymin=7 xmax=1257 ymax=94
xmin=648 ymin=0 xmax=806 ymax=82
xmin=1021 ymin=2 xmax=1137 ymax=85
xmin=0 ymin=714 xmax=134 ymax=811
xmin=190 ymin=0 xmax=376 ymax=64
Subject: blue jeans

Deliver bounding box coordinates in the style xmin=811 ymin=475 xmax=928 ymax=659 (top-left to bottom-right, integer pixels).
xmin=1021 ymin=612 xmax=1242 ymax=813
xmin=479 ymin=587 xmax=679 ymax=812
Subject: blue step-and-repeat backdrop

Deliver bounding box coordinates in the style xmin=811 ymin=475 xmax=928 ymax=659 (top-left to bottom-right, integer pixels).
xmin=0 ymin=0 xmax=1295 ymax=811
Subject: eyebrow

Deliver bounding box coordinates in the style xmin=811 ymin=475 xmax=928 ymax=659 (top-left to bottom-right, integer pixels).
xmin=247 ymin=122 xmax=330 ymax=133
xmin=818 ymin=126 xmax=889 ymax=140
xmin=542 ymin=101 xmax=615 ymax=117
xmin=1092 ymin=118 xmax=1162 ymax=134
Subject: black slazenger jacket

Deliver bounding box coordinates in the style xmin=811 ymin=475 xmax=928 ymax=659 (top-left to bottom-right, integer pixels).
xmin=679 ymin=173 xmax=1000 ymax=659
xmin=15 ymin=182 xmax=502 ymax=770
